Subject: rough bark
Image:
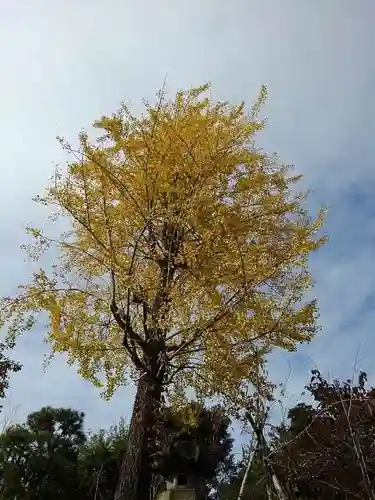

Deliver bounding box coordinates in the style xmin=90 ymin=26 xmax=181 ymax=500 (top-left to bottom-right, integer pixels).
xmin=114 ymin=369 xmax=163 ymax=500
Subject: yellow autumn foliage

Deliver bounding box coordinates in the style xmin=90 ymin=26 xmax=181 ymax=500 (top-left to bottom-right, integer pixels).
xmin=0 ymin=84 xmax=326 ymax=406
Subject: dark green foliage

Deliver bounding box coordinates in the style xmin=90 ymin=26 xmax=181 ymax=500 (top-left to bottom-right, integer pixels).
xmin=0 ymin=406 xmax=86 ymax=500
xmin=79 ymin=418 xmax=128 ymax=500
xmin=0 ymin=406 xmax=130 ymax=500
xmin=0 ymin=401 xmax=236 ymax=499
xmin=0 ymin=341 xmax=21 ymax=409
xmin=207 ymin=441 xmax=270 ymax=500
xmin=151 ymin=401 xmax=234 ymax=484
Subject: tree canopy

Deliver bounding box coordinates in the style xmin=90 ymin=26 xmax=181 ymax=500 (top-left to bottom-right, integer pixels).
xmin=79 ymin=418 xmax=129 ymax=500
xmin=0 ymin=403 xmax=236 ymax=500
xmin=0 ymin=83 xmax=325 ymax=410
xmin=0 ymin=405 xmax=130 ymax=500
xmin=0 ymin=406 xmax=86 ymax=500
xmin=152 ymin=401 xmax=233 ymax=484
xmin=0 ymin=341 xmax=21 ymax=415
xmin=271 ymin=370 xmax=375 ymax=500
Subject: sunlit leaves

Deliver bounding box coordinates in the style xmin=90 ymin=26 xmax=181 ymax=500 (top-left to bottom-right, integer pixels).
xmin=0 ymin=83 xmax=326 ymax=403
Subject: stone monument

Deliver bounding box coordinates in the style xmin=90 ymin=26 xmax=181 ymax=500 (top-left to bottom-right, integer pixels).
xmin=157 ymin=474 xmax=197 ymax=500
xmin=157 ymin=433 xmax=201 ymax=500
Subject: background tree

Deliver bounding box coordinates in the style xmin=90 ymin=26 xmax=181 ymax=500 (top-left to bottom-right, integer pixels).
xmin=0 ymin=340 xmax=21 ymax=413
xmin=270 ymin=370 xmax=375 ymax=500
xmin=0 ymin=405 xmax=128 ymax=500
xmin=152 ymin=401 xmax=234 ymax=498
xmin=0 ymin=406 xmax=86 ymax=500
xmin=79 ymin=418 xmax=129 ymax=500
xmin=234 ymin=349 xmax=287 ymax=500
xmin=0 ymin=83 xmax=326 ymax=500
xmin=0 ymin=402 xmax=236 ymax=500
xmin=212 ymin=443 xmax=267 ymax=500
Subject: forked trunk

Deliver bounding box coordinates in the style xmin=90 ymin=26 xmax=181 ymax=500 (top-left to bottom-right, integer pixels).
xmin=114 ymin=372 xmax=163 ymax=500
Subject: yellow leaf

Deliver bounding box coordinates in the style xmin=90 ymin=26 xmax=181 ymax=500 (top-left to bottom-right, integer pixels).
xmin=0 ymin=83 xmax=326 ymax=406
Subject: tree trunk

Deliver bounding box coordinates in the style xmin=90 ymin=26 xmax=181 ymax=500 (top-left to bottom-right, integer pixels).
xmin=237 ymin=442 xmax=258 ymax=500
xmin=114 ymin=371 xmax=163 ymax=500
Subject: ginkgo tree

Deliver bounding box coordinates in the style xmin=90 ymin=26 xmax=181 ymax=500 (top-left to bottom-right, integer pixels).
xmin=0 ymin=83 xmax=325 ymax=500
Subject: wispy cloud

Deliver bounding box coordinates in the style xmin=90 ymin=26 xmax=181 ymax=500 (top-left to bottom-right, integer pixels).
xmin=1 ymin=0 xmax=374 ymax=451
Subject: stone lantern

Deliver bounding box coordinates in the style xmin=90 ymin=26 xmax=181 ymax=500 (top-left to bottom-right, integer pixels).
xmin=157 ymin=437 xmax=201 ymax=500
xmin=158 ymin=474 xmax=197 ymax=500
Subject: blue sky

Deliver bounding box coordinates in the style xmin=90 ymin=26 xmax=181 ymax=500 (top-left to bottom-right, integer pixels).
xmin=0 ymin=0 xmax=374 ymax=452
